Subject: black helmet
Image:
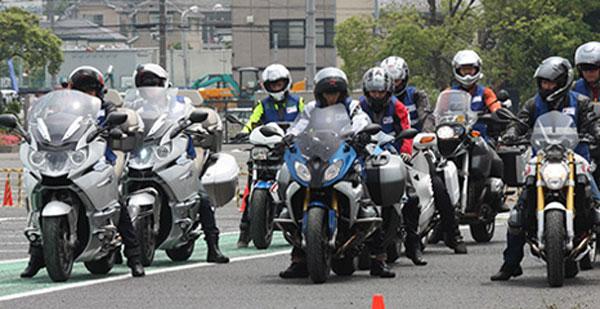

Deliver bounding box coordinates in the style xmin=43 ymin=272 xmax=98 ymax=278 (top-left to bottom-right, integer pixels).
xmin=362 ymin=67 xmax=393 ymax=113
xmin=533 ymin=56 xmax=573 ymax=107
xmin=134 ymin=63 xmax=169 ymax=88
xmin=313 ymin=67 xmax=349 ymax=105
xmin=68 ymin=66 xmax=105 ymax=98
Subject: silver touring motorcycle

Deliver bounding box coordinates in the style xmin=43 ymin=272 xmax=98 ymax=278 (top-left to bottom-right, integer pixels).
xmin=0 ymin=90 xmax=129 ymax=282
xmin=122 ymin=87 xmax=238 ymax=265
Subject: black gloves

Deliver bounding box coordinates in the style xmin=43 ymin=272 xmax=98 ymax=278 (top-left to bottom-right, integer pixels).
xmin=233 ymin=132 xmax=249 ymax=143
xmin=501 ymin=127 xmax=519 ymax=143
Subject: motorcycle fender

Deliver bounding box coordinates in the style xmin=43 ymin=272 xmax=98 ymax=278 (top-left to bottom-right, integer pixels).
xmin=538 ymin=203 xmax=574 ymax=250
xmin=127 ymin=189 xmax=157 ymax=222
xmin=254 ymin=180 xmax=273 ymax=190
xmin=301 ymin=204 xmax=337 ymax=239
xmin=41 ymin=201 xmax=77 ymax=243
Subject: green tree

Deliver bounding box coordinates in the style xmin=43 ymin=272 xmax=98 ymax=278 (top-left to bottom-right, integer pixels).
xmin=0 ymin=7 xmax=63 ymax=76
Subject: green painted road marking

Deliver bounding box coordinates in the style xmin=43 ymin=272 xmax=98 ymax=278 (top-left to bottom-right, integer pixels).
xmin=0 ymin=233 xmax=290 ymax=298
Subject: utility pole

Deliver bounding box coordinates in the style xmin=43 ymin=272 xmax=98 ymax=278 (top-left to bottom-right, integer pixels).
xmin=305 ymin=0 xmax=316 ymax=90
xmin=373 ymin=0 xmax=380 ymax=36
xmin=273 ymin=33 xmax=279 ymax=63
xmin=159 ymin=0 xmax=167 ymax=69
xmin=47 ymin=0 xmax=57 ymax=86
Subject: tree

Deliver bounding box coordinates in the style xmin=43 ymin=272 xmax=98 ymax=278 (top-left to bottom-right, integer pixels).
xmin=0 ymin=7 xmax=63 ymax=77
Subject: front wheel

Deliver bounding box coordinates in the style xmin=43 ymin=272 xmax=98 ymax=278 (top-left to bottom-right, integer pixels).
xmin=135 ymin=216 xmax=156 ymax=266
xmin=166 ymin=240 xmax=195 ymax=262
xmin=331 ymin=255 xmax=355 ymax=276
xmin=305 ymin=207 xmax=331 ymax=284
xmin=545 ymin=210 xmax=566 ymax=287
xmin=84 ymin=251 xmax=115 ymax=275
xmin=42 ymin=216 xmax=75 ymax=282
xmin=250 ymin=190 xmax=274 ymax=250
xmin=470 ymin=219 xmax=496 ymax=243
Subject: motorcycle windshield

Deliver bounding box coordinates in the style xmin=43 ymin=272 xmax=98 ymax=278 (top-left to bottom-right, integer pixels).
xmin=294 ymin=104 xmax=353 ymax=161
xmin=123 ymin=87 xmax=184 ymax=139
xmin=433 ymin=89 xmax=477 ymax=127
xmin=27 ymin=90 xmax=100 ymax=148
xmin=531 ymin=111 xmax=579 ymax=151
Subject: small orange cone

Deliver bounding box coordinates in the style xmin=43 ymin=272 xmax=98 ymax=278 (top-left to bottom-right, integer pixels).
xmin=239 ymin=184 xmax=250 ymax=213
xmin=371 ymin=294 xmax=385 ymax=309
xmin=3 ymin=178 xmax=13 ymax=207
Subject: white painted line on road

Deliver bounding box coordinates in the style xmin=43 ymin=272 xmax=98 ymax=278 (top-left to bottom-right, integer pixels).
xmin=0 ymin=217 xmax=26 ymax=222
xmin=2 ymin=242 xmax=28 ymax=245
xmin=0 ymin=250 xmax=26 ymax=253
xmin=0 ymin=249 xmax=291 ymax=303
xmin=0 ymin=258 xmax=27 ymax=264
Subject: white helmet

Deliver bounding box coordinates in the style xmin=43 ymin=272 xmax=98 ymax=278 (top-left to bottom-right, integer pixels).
xmin=575 ymin=41 xmax=600 ymax=71
xmin=134 ymin=63 xmax=169 ymax=88
xmin=452 ymin=50 xmax=483 ymax=88
xmin=261 ymin=64 xmax=292 ymax=101
xmin=380 ymin=56 xmax=409 ymax=96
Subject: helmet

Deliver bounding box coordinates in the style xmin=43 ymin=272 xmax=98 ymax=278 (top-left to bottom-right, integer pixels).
xmin=533 ymin=56 xmax=573 ymax=107
xmin=261 ymin=64 xmax=292 ymax=102
xmin=452 ymin=50 xmax=483 ymax=88
xmin=380 ymin=56 xmax=409 ymax=96
xmin=574 ymin=41 xmax=600 ymax=74
xmin=362 ymin=67 xmax=393 ymax=113
xmin=68 ymin=66 xmax=105 ymax=98
xmin=313 ymin=67 xmax=349 ymax=105
xmin=134 ymin=63 xmax=169 ymax=88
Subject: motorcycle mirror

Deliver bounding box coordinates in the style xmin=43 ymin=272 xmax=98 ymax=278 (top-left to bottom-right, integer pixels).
xmin=395 ymin=128 xmax=419 ymax=141
xmin=190 ymin=109 xmax=208 ymax=124
xmin=359 ymin=124 xmax=382 ymax=136
xmin=497 ymin=89 xmax=510 ymax=102
xmin=106 ymin=111 xmax=128 ymax=127
xmin=225 ymin=114 xmax=244 ymax=125
xmin=259 ymin=125 xmax=282 ymax=137
xmin=0 ymin=114 xmax=18 ymax=130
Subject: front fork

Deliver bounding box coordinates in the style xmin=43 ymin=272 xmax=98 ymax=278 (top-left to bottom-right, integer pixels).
xmin=301 ymin=189 xmax=339 ymax=248
xmin=536 ymin=153 xmax=575 ymax=251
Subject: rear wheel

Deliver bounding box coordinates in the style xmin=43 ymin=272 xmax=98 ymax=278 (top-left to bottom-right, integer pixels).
xmin=469 ymin=220 xmax=495 ymax=243
xmin=331 ymin=255 xmax=355 ymax=276
xmin=250 ymin=190 xmax=274 ymax=249
xmin=545 ymin=210 xmax=566 ymax=287
xmin=135 ymin=216 xmax=156 ymax=266
xmin=166 ymin=240 xmax=195 ymax=262
xmin=84 ymin=251 xmax=115 ymax=275
xmin=42 ymin=216 xmax=74 ymax=282
xmin=305 ymin=207 xmax=331 ymax=284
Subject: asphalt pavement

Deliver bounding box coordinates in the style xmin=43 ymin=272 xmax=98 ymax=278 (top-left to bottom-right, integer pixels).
xmin=1 ymin=146 xmax=600 ymax=308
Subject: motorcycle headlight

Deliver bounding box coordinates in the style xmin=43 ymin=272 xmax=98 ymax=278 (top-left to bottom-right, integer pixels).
xmin=294 ymin=161 xmax=311 ymax=182
xmin=69 ymin=148 xmax=88 ymax=166
xmin=29 ymin=150 xmax=46 ymax=168
xmin=155 ymin=144 xmax=172 ymax=160
xmin=251 ymin=147 xmax=269 ymax=160
xmin=323 ymin=160 xmax=343 ymax=183
xmin=436 ymin=126 xmax=456 ymax=140
xmin=135 ymin=146 xmax=153 ymax=165
xmin=541 ymin=162 xmax=568 ymax=190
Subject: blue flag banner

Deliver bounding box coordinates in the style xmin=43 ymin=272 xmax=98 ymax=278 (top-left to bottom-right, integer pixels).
xmin=7 ymin=58 xmax=19 ymax=93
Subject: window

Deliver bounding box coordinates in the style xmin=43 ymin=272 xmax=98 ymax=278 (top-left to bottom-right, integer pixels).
xmin=270 ymin=20 xmax=305 ymax=48
xmin=83 ymin=14 xmax=104 ymax=26
xmin=316 ymin=19 xmax=335 ymax=47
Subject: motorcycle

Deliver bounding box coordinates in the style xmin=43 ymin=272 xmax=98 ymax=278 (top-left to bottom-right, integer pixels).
xmin=0 ymin=90 xmax=128 ymax=282
xmin=122 ymin=87 xmax=238 ymax=265
xmin=274 ymin=104 xmax=413 ymax=283
xmin=226 ymin=115 xmax=287 ymax=249
xmin=433 ymin=89 xmax=505 ymax=243
xmin=498 ymin=108 xmax=599 ymax=287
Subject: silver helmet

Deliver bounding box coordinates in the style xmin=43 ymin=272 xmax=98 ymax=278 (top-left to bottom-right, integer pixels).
xmin=452 ymin=50 xmax=483 ymax=88
xmin=261 ymin=64 xmax=292 ymax=101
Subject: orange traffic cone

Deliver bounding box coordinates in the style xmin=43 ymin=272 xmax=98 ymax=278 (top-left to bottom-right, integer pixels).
xmin=3 ymin=178 xmax=13 ymax=207
xmin=372 ymin=294 xmax=385 ymax=309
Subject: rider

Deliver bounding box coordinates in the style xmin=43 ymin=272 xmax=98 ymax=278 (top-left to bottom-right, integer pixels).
xmin=573 ymin=41 xmax=600 ymax=102
xmin=134 ymin=64 xmax=230 ymax=264
xmin=358 ymin=67 xmax=427 ymax=265
xmin=380 ymin=56 xmax=434 ymax=132
xmin=279 ymin=67 xmax=395 ymax=279
xmin=491 ymin=56 xmax=600 ymax=281
xmin=382 ymin=57 xmax=468 ymax=254
xmin=234 ymin=64 xmax=305 ymax=248
xmin=20 ymin=66 xmax=146 ymax=278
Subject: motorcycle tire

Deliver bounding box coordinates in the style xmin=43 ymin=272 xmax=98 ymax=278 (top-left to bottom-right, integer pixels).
xmin=84 ymin=250 xmax=116 ymax=275
xmin=166 ymin=239 xmax=196 ymax=262
xmin=42 ymin=216 xmax=74 ymax=282
xmin=250 ymin=190 xmax=274 ymax=250
xmin=305 ymin=207 xmax=331 ymax=284
xmin=545 ymin=210 xmax=565 ymax=287
xmin=135 ymin=216 xmax=156 ymax=266
xmin=331 ymin=255 xmax=356 ymax=276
